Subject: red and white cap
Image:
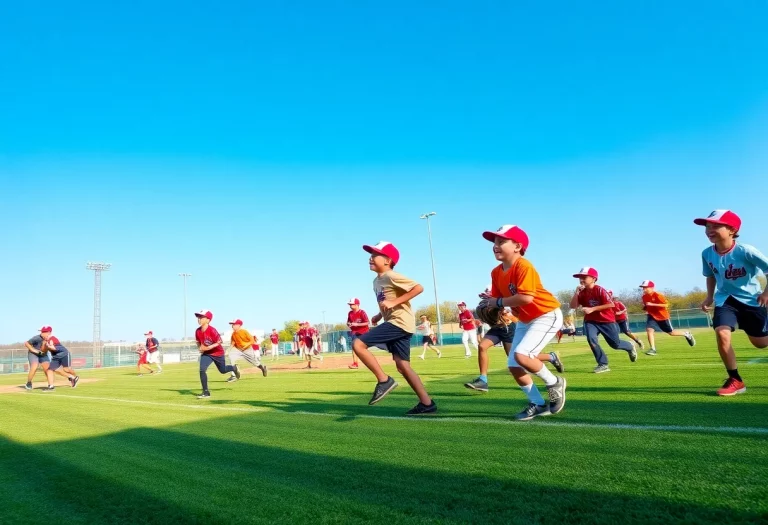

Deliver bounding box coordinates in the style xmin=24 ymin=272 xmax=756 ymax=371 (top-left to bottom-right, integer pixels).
xmin=638 ymin=280 xmax=655 ymax=288
xmin=457 ymin=301 xmax=467 ymax=307
xmin=363 ymin=241 xmax=400 ymax=267
xmin=347 ymin=298 xmax=360 ymax=305
xmin=693 ymin=209 xmax=741 ymax=231
xmin=573 ymin=267 xmax=599 ymax=279
xmin=38 ymin=326 xmax=52 ymax=333
xmin=482 ymin=225 xmax=529 ymax=251
xmin=607 ymin=290 xmax=614 ymax=296
xmin=195 ymin=310 xmax=213 ymax=320
xmin=229 ymin=319 xmax=243 ymax=326
xmin=144 ymin=330 xmax=153 ymax=336
xmin=302 ymin=320 xmax=310 ymax=325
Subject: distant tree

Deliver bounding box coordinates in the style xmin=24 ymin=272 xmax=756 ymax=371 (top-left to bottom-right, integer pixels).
xmin=414 ymin=301 xmax=459 ymax=324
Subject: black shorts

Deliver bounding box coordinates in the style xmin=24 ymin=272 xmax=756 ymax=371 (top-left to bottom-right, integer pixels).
xmin=646 ymin=315 xmax=673 ymax=333
xmin=617 ymin=320 xmax=630 ymax=333
xmin=421 ymin=336 xmax=433 ymax=344
xmin=713 ymin=296 xmax=768 ymax=338
xmin=484 ymin=324 xmax=516 ymax=345
xmin=358 ymin=322 xmax=413 ymax=361
xmin=49 ymin=352 xmax=71 ymax=371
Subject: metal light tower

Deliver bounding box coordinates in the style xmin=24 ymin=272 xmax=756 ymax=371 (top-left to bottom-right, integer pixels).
xmin=86 ymin=262 xmax=112 ymax=354
xmin=419 ymin=212 xmax=442 ymax=345
xmin=179 ymin=273 xmax=192 ymax=340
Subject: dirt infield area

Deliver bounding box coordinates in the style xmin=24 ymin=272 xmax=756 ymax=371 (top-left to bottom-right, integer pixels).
xmin=240 ymin=353 xmax=358 ymax=374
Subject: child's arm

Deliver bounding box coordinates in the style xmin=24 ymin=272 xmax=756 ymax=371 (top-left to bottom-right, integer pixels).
xmin=583 ymin=302 xmax=614 ymax=315
xmin=371 ymin=313 xmax=382 ymax=325
xmin=569 ymin=289 xmax=581 ymax=309
xmin=702 ymin=276 xmax=716 ymax=311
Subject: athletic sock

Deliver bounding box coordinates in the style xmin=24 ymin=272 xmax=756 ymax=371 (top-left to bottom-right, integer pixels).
xmin=521 ymin=383 xmax=546 ymax=406
xmin=479 ymin=374 xmax=488 ymax=383
xmin=727 ymin=368 xmax=742 ymax=381
xmin=534 ymin=366 xmax=558 ymax=387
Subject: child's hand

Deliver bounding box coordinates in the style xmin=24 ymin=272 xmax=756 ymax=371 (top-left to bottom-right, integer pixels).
xmin=478 ymin=291 xmax=492 ymax=299
xmin=758 ymin=290 xmax=768 ymax=307
xmin=701 ymin=298 xmax=714 ymax=312
xmin=582 ymin=307 xmax=594 ymax=315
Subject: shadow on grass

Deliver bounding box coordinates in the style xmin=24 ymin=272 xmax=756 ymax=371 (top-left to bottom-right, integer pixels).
xmin=0 ymin=419 xmax=764 ymax=525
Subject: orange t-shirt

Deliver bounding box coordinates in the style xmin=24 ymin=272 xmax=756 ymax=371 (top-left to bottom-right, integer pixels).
xmin=490 ymin=258 xmax=560 ymax=323
xmin=642 ymin=291 xmax=670 ymax=321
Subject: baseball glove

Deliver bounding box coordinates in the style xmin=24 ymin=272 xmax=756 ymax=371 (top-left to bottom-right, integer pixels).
xmin=474 ymin=302 xmax=504 ymax=326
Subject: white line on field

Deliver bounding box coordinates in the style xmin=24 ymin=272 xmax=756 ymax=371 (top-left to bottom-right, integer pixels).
xmin=31 ymin=394 xmax=768 ymax=435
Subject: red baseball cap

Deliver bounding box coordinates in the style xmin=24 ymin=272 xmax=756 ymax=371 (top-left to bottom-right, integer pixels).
xmin=38 ymin=326 xmax=52 ymax=333
xmin=573 ymin=267 xmax=599 ymax=279
xmin=693 ymin=209 xmax=741 ymax=231
xmin=457 ymin=301 xmax=467 ymax=307
xmin=229 ymin=319 xmax=243 ymax=326
xmin=144 ymin=331 xmax=153 ymax=336
xmin=482 ymin=225 xmax=530 ymax=251
xmin=363 ymin=241 xmax=400 ymax=267
xmin=639 ymin=280 xmax=655 ymax=288
xmin=195 ymin=310 xmax=213 ymax=320
xmin=347 ymin=298 xmax=360 ymax=305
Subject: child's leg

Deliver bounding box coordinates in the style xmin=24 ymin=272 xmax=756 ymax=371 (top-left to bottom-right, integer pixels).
xmin=715 ymin=327 xmax=738 ymax=370
xmin=585 ymin=323 xmax=609 ymax=366
xmin=646 ymin=327 xmax=656 ymax=349
xmin=748 ymin=335 xmax=768 ymax=349
xmin=469 ymin=330 xmax=479 ymax=351
xmin=44 ymin=365 xmax=55 ymax=386
xmin=601 ymin=323 xmax=634 ymax=353
xmin=393 ymin=355 xmax=431 ymax=405
xmin=212 ymin=355 xmax=235 ymax=375
xmin=477 ymin=338 xmax=494 ymax=376
xmin=509 ymin=366 xmax=546 ymax=405
xmin=352 ymin=337 xmax=389 ymax=383
xmin=430 ymin=344 xmax=440 ymax=355
xmin=420 ymin=342 xmax=428 ymax=358
xmin=624 ymin=328 xmax=642 ymax=345
xmin=557 ymin=330 xmax=563 ymax=343
xmin=462 ymin=331 xmax=471 ymax=356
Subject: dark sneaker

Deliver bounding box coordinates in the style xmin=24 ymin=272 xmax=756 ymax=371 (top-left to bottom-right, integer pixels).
xmin=368 ymin=376 xmax=398 ymax=405
xmin=685 ymin=332 xmax=696 ymax=347
xmin=233 ymin=365 xmax=241 ymax=380
xmin=547 ymin=377 xmax=566 ymax=414
xmin=515 ymin=402 xmax=551 ymax=421
xmin=24 ymin=382 xmax=33 ymax=390
xmin=71 ymin=376 xmax=80 ymax=388
xmin=464 ymin=378 xmax=489 ymax=392
xmin=42 ymin=386 xmax=55 ymax=392
xmin=645 ymin=349 xmax=657 ymax=356
xmin=549 ymin=352 xmax=564 ymax=373
xmin=260 ymin=365 xmax=268 ymax=377
xmin=226 ymin=375 xmax=238 ymax=383
xmin=629 ymin=346 xmax=638 ymax=363
xmin=197 ymin=392 xmax=211 ymax=399
xmin=593 ymin=364 xmax=611 ymax=374
xmin=406 ymin=401 xmax=437 ymax=415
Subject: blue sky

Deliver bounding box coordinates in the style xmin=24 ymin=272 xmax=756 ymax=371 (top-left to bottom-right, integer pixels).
xmin=1 ymin=1 xmax=767 ymax=344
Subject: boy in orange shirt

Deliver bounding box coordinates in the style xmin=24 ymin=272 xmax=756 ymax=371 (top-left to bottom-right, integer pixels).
xmin=639 ymin=280 xmax=695 ymax=355
xmin=479 ymin=225 xmax=566 ymax=420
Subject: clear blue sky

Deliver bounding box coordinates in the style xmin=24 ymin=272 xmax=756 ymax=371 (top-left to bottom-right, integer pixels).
xmin=1 ymin=1 xmax=767 ymax=344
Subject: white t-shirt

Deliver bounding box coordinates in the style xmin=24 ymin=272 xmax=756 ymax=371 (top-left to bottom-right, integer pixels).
xmin=416 ymin=320 xmax=433 ymax=336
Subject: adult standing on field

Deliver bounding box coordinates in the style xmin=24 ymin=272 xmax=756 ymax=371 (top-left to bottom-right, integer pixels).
xmin=23 ymin=326 xmax=55 ymax=391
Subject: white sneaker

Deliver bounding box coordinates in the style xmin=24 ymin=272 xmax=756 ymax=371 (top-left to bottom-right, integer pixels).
xmin=419 ymin=355 xmax=425 ymax=360
xmin=437 ymin=351 xmax=442 ymax=358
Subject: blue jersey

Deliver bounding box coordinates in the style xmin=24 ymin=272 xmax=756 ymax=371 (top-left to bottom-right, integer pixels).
xmin=702 ymin=243 xmax=768 ymax=307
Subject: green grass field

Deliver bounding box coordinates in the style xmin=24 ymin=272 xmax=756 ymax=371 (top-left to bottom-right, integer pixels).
xmin=2 ymin=331 xmax=767 ymax=524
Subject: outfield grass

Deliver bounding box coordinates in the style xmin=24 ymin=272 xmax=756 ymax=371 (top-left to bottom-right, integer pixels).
xmin=1 ymin=331 xmax=767 ymax=524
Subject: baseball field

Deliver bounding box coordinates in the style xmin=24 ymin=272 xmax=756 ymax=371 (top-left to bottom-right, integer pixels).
xmin=1 ymin=331 xmax=766 ymax=524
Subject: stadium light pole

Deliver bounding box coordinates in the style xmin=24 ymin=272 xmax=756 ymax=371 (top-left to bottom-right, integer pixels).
xmin=86 ymin=262 xmax=112 ymax=357
xmin=179 ymin=273 xmax=192 ymax=341
xmin=419 ymin=212 xmax=442 ymax=345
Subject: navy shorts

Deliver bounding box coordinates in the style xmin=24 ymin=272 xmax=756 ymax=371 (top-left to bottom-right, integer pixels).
xmin=49 ymin=352 xmax=71 ymax=371
xmin=646 ymin=315 xmax=673 ymax=333
xmin=358 ymin=322 xmax=412 ymax=361
xmin=713 ymin=296 xmax=768 ymax=338
xmin=617 ymin=320 xmax=631 ymax=334
xmin=421 ymin=336 xmax=432 ymax=345
xmin=484 ymin=324 xmax=516 ymax=345
xmin=27 ymin=351 xmax=51 ymax=365
xmin=200 ymin=354 xmax=229 ymax=373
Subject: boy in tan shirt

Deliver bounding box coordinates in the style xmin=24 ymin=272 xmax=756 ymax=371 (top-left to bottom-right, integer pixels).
xmin=352 ymin=241 xmax=436 ymax=415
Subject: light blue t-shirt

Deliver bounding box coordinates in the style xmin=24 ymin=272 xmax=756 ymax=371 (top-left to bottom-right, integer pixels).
xmin=702 ymin=243 xmax=768 ymax=307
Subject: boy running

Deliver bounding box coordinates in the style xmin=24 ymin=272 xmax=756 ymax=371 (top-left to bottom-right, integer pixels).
xmin=194 ymin=310 xmax=239 ymax=399
xmin=695 ymin=210 xmax=768 ymax=396
xmin=569 ymin=267 xmax=637 ymax=373
xmin=639 ymin=280 xmax=696 ymax=355
xmin=144 ymin=331 xmax=163 ymax=374
xmin=352 ymin=241 xmax=436 ymax=415
xmin=417 ymin=315 xmax=441 ymax=359
xmin=480 ymin=225 xmax=566 ymax=421
xmin=299 ymin=321 xmax=322 ymax=368
xmin=42 ymin=332 xmax=80 ymax=387
xmin=23 ymin=327 xmax=55 ymax=391
xmin=226 ymin=319 xmax=267 ymax=382
xmin=346 ymin=298 xmax=370 ymax=369
xmin=269 ymin=329 xmax=280 ymax=360
xmin=458 ymin=302 xmax=478 ymax=358
xmin=609 ymin=290 xmax=644 ymax=348
xmin=135 ymin=343 xmax=155 ymax=376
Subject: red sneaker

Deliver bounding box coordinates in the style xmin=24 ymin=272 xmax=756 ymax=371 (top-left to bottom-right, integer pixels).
xmin=348 ymin=363 xmax=359 ymax=369
xmin=717 ymin=378 xmax=746 ymax=396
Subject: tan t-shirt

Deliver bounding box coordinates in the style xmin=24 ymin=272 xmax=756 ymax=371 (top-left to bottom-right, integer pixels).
xmin=373 ymin=270 xmax=418 ymax=334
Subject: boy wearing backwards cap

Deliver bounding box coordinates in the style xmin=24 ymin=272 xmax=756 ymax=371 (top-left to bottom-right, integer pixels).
xmin=480 ymin=225 xmax=566 ymax=421
xmin=226 ymin=319 xmax=267 ymax=382
xmin=346 ymin=298 xmax=370 ymax=369
xmin=696 ymin=210 xmax=768 ymax=396
xmin=570 ymin=267 xmax=637 ymax=374
xmin=352 ymin=241 xmax=436 ymax=415
xmin=608 ymin=291 xmax=644 ymax=349
xmin=458 ymin=302 xmax=478 ymax=358
xmin=639 ymin=280 xmax=696 ymax=355
xmin=194 ymin=310 xmax=240 ymax=399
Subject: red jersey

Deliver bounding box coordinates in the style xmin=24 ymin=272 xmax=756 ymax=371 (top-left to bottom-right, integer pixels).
xmin=270 ymin=333 xmax=279 ymax=344
xmin=252 ymin=343 xmax=260 ymax=350
xmin=195 ymin=325 xmax=225 ymax=357
xmin=298 ymin=327 xmax=318 ymax=345
xmin=613 ymin=300 xmax=628 ymax=321
xmin=459 ymin=310 xmax=475 ymax=331
xmin=577 ymin=285 xmax=615 ymax=323
xmin=347 ymin=309 xmax=370 ymax=335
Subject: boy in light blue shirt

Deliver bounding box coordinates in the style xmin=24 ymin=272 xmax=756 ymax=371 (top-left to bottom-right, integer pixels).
xmin=696 ymin=209 xmax=768 ymax=396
